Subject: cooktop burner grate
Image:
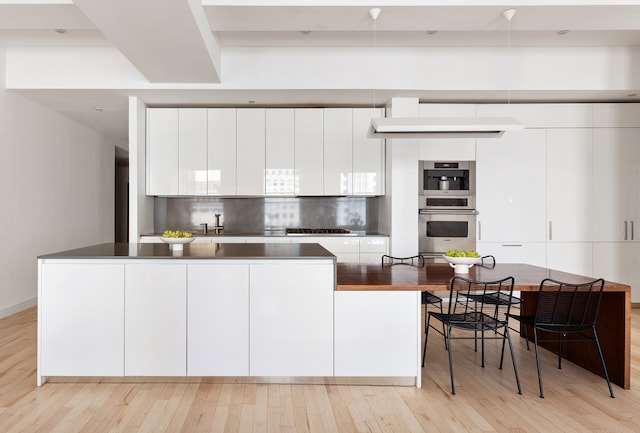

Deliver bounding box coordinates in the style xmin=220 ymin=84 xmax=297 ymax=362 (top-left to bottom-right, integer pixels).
xmin=285 ymin=228 xmax=352 ymax=235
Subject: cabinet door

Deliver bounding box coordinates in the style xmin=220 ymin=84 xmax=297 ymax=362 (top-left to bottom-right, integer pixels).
xmin=178 ymin=108 xmax=208 ymax=195
xmin=147 ymin=108 xmax=178 ymax=195
xmin=546 ymin=242 xmax=592 ymax=277
xmin=476 ymin=242 xmax=546 ymax=268
xmin=335 ymin=291 xmax=419 ymax=376
xmin=40 ymin=264 xmax=125 ymax=376
xmin=476 ymin=129 xmax=546 ymax=242
xmin=293 ymin=237 xmax=360 ymax=263
xmin=324 ymin=108 xmax=352 ymax=195
xmin=125 ymin=264 xmax=187 ymax=376
xmin=353 ymin=108 xmax=384 ymax=195
xmin=187 ymin=264 xmax=249 ymax=376
xmin=249 ymin=262 xmax=334 ymax=376
xmin=593 ymin=243 xmax=640 ymax=303
xmin=294 ymin=109 xmax=324 ymax=195
xmin=266 ymin=109 xmax=295 ymax=195
xmin=593 ymin=128 xmax=640 ymax=242
xmin=208 ymin=108 xmax=237 ymax=195
xmin=547 ymin=128 xmax=593 ymax=242
xmin=237 ymin=109 xmax=265 ymax=195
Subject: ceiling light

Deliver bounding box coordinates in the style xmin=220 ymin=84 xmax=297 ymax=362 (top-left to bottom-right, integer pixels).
xmin=54 ymin=29 xmax=66 ymax=34
xmin=628 ymin=93 xmax=638 ymax=97
xmin=426 ymin=30 xmax=437 ymax=35
xmin=94 ymin=107 xmax=104 ymax=112
xmin=300 ymin=30 xmax=311 ymax=35
xmin=558 ymin=30 xmax=570 ymax=35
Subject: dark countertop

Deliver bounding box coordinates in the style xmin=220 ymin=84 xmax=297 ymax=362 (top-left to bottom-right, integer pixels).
xmin=140 ymin=231 xmax=389 ymax=238
xmin=38 ymin=242 xmax=336 ymax=260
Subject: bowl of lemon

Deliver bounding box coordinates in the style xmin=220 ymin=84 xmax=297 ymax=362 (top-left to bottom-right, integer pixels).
xmin=160 ymin=230 xmax=194 ymax=250
xmin=443 ymin=250 xmax=481 ymax=274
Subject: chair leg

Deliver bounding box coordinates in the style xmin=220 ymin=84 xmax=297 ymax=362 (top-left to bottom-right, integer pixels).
xmin=439 ymin=301 xmax=447 ymax=350
xmin=421 ymin=313 xmax=432 ymax=367
xmin=558 ymin=334 xmax=563 ymax=369
xmin=522 ymin=322 xmax=530 ymax=351
xmin=446 ymin=325 xmax=455 ymax=395
xmin=533 ymin=327 xmax=544 ymax=398
xmin=505 ymin=327 xmax=522 ymax=394
xmin=593 ymin=327 xmax=615 ymax=398
xmin=481 ymin=327 xmax=486 ymax=368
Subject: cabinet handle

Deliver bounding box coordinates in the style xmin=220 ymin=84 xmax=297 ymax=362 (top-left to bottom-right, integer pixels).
xmin=625 ymin=221 xmax=628 ymax=241
xmin=632 ymin=221 xmax=635 ymax=241
xmin=549 ymin=221 xmax=552 ymax=241
xmin=501 ymin=244 xmax=523 ymax=247
xmin=478 ymin=221 xmax=481 ymax=241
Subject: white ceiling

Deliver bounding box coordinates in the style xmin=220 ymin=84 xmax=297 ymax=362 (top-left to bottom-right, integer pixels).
xmin=1 ymin=0 xmax=640 ymax=146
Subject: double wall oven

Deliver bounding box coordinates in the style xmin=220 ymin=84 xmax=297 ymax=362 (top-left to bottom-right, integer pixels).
xmin=418 ymin=161 xmax=478 ymax=258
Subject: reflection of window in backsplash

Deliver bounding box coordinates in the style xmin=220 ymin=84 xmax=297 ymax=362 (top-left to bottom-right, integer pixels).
xmin=154 ymin=196 xmax=379 ymax=234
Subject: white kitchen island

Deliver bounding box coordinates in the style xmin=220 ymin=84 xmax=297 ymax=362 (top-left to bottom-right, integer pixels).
xmin=37 ymin=243 xmax=420 ymax=387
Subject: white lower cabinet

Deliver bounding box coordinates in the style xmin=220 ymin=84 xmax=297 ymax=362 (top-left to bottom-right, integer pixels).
xmin=334 ymin=291 xmax=419 ymax=376
xmin=40 ymin=264 xmax=125 ymax=376
xmin=476 ymin=242 xmax=546 ymax=268
xmin=125 ymin=264 xmax=187 ymax=376
xmin=187 ymin=264 xmax=249 ymax=376
xmin=359 ymin=237 xmax=390 ymax=264
xmin=249 ymin=262 xmax=334 ymax=376
xmin=593 ymin=243 xmax=640 ymax=303
xmin=546 ymin=243 xmax=593 ymax=277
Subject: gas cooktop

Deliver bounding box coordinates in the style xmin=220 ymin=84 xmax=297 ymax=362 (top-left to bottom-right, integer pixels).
xmin=285 ymin=228 xmax=353 ymax=235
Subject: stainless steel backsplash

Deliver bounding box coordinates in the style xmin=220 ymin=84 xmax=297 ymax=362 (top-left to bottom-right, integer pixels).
xmin=154 ymin=197 xmax=379 ymax=234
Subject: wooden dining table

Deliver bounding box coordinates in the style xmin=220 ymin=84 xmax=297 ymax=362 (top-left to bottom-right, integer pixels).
xmin=336 ymin=262 xmax=631 ymax=389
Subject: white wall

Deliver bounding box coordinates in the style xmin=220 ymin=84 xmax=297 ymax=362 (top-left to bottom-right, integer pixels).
xmin=128 ymin=97 xmax=154 ymax=240
xmin=0 ymin=46 xmax=115 ymax=318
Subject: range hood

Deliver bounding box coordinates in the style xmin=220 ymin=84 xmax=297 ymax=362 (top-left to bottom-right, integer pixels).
xmin=369 ymin=117 xmax=524 ymax=139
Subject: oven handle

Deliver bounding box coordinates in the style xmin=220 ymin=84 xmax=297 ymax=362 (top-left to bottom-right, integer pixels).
xmin=419 ymin=209 xmax=479 ymax=215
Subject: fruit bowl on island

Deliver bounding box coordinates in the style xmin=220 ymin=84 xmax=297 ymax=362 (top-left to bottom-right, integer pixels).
xmin=160 ymin=230 xmax=194 ymax=250
xmin=442 ymin=251 xmax=482 ymax=274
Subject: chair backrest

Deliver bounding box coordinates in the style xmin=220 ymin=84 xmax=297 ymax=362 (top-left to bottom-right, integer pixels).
xmin=534 ymin=278 xmax=605 ymax=328
xmin=448 ymin=275 xmax=515 ymax=318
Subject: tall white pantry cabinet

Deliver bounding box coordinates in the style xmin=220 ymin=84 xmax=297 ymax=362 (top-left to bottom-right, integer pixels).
xmin=475 ymin=103 xmax=640 ymax=302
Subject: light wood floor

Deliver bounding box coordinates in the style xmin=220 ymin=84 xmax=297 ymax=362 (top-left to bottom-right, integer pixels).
xmin=1 ymin=306 xmax=639 ymax=433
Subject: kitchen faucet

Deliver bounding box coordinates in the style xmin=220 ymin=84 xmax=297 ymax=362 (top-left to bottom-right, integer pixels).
xmin=213 ymin=213 xmax=224 ymax=234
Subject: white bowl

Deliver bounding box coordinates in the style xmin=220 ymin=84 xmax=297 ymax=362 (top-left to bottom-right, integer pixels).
xmin=442 ymin=255 xmax=481 ymax=274
xmin=160 ymin=237 xmax=195 ymax=251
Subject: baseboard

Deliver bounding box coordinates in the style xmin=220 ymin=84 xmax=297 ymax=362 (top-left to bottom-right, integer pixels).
xmin=0 ymin=297 xmax=37 ymax=319
xmin=633 ymin=303 xmax=640 ymax=308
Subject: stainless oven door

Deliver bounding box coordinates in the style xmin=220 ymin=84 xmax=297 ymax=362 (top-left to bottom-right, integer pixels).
xmin=419 ymin=209 xmax=477 ymax=257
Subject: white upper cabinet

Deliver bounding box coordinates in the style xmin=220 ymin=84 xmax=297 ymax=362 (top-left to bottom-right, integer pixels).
xmin=294 ymin=108 xmax=324 ymax=196
xmin=592 ymin=128 xmax=640 ymax=242
xmin=547 ymin=128 xmax=593 ymax=242
xmin=147 ymin=108 xmax=179 ymax=195
xmin=148 ymin=107 xmax=385 ymax=197
xmin=208 ymin=108 xmax=237 ymax=196
xmin=178 ymin=108 xmax=208 ymax=195
xmin=324 ymin=108 xmax=353 ymax=195
xmin=352 ymin=108 xmax=384 ymax=195
xmin=236 ymin=108 xmax=266 ymax=196
xmin=266 ymin=109 xmax=295 ymax=196
xmin=476 ymin=129 xmax=547 ymax=242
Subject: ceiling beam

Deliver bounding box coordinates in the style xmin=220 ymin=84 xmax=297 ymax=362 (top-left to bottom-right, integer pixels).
xmin=74 ymin=0 xmax=221 ymax=83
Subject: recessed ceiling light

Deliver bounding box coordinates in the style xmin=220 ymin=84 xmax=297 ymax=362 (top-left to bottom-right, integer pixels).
xmin=628 ymin=93 xmax=638 ymax=97
xmin=54 ymin=29 xmax=66 ymax=34
xmin=248 ymin=100 xmax=256 ymax=104
xmin=94 ymin=107 xmax=104 ymax=112
xmin=300 ymin=30 xmax=311 ymax=35
xmin=426 ymin=30 xmax=437 ymax=35
xmin=557 ymin=30 xmax=570 ymax=35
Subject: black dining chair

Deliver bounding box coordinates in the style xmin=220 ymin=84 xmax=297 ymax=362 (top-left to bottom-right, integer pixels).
xmin=422 ymin=275 xmax=522 ymax=395
xmin=508 ymin=277 xmax=614 ymax=398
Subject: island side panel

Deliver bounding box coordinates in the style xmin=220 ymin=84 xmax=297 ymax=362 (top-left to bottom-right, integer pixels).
xmin=334 ymin=290 xmax=420 ymax=382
